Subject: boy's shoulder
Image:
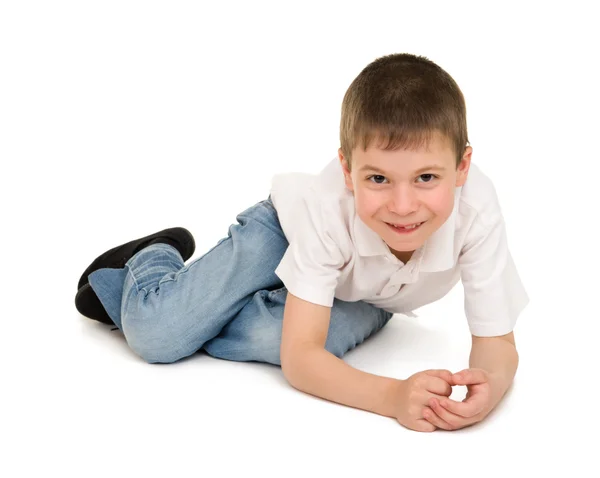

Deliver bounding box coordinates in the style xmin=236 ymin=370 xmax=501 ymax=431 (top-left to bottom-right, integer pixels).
xmin=270 ymin=157 xmax=354 ymax=243
xmin=271 ymin=157 xmax=351 ymax=210
xmin=458 ymin=163 xmax=504 ymax=228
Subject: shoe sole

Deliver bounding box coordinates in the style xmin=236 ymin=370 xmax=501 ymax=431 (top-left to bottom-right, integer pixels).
xmin=75 ymin=283 xmax=114 ymax=325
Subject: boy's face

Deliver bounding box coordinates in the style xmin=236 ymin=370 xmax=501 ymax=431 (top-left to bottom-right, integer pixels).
xmin=339 ymin=132 xmax=472 ymax=262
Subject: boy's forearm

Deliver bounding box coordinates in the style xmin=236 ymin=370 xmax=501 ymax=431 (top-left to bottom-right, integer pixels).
xmin=283 ymin=346 xmax=401 ymax=419
xmin=469 ymin=335 xmax=519 ymax=402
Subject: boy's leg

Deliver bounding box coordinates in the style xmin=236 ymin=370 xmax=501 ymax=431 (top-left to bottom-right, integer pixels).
xmin=87 ymin=198 xmax=289 ymax=364
xmin=203 ymin=287 xmax=394 ymax=365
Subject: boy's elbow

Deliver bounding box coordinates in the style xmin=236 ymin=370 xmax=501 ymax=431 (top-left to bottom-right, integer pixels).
xmin=280 ymin=291 xmax=332 ymax=384
xmin=281 ymin=344 xmax=311 ymax=387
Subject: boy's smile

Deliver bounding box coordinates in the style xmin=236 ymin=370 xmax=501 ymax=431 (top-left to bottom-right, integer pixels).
xmin=339 ymin=131 xmax=472 ymax=262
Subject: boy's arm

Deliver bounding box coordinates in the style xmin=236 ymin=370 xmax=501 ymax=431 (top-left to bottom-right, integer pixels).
xmin=424 ymin=332 xmax=518 ymax=430
xmin=280 ymin=292 xmax=400 ymax=418
xmin=468 ymin=332 xmax=519 ymax=404
xmin=283 ymin=343 xmax=403 ymax=417
xmin=281 ymin=293 xmax=471 ymax=432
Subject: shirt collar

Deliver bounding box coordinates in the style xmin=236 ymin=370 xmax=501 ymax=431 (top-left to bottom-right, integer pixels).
xmin=352 ymin=188 xmax=460 ymax=273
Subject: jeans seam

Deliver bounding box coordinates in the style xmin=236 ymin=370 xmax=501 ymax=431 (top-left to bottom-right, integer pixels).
xmin=126 ymin=264 xmax=140 ymax=291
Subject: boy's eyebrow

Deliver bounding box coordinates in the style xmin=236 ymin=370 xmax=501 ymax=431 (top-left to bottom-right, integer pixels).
xmin=359 ymin=164 xmax=446 ymax=174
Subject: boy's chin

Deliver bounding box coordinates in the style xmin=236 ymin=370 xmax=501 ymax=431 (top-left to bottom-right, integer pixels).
xmin=382 ymin=229 xmax=430 ymax=253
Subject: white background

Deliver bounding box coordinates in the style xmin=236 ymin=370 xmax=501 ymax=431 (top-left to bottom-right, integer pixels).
xmin=1 ymin=1 xmax=598 ymax=476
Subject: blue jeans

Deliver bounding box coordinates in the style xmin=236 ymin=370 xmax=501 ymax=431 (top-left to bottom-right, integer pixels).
xmin=88 ymin=197 xmax=394 ymax=364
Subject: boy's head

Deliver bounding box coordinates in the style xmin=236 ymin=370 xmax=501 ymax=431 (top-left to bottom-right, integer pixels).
xmin=338 ymin=53 xmax=472 ymax=262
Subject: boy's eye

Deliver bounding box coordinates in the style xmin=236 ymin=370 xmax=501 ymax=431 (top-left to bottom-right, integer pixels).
xmin=367 ymin=174 xmax=438 ymax=184
xmin=417 ymin=174 xmax=437 ymax=183
xmin=368 ymin=175 xmax=388 ymax=184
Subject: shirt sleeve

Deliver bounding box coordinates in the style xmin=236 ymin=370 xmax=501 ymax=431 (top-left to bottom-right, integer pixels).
xmin=274 ymin=192 xmax=345 ymax=307
xmin=459 ymin=201 xmax=529 ymax=337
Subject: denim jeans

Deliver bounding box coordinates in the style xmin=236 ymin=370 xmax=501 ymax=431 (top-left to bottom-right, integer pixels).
xmin=88 ymin=197 xmax=394 ymax=365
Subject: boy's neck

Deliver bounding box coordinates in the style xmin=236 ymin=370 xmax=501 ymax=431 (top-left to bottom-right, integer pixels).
xmin=391 ymin=249 xmax=414 ymax=264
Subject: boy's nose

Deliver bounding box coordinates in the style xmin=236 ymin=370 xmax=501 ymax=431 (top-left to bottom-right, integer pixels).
xmin=388 ymin=186 xmax=419 ymax=216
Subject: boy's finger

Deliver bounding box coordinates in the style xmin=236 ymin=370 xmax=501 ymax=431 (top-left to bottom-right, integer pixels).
xmin=429 ymin=398 xmax=469 ymax=430
xmin=452 ymin=368 xmax=487 ymax=385
xmin=425 ymin=377 xmax=453 ymax=397
xmin=425 ymin=369 xmax=454 ymax=383
xmin=422 ymin=407 xmax=453 ymax=431
xmin=438 ymin=396 xmax=482 ymax=418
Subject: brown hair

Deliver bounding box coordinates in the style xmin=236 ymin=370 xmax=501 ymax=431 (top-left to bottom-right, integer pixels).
xmin=340 ymin=53 xmax=469 ymax=170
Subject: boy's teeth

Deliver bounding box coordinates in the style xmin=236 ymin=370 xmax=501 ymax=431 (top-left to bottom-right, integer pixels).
xmin=393 ymin=222 xmax=421 ymax=229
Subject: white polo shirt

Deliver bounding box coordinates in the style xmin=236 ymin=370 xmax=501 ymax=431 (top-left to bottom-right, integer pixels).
xmin=269 ymin=157 xmax=529 ymax=337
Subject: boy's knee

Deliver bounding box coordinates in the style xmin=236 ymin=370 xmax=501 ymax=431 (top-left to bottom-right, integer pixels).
xmin=122 ymin=294 xmax=201 ymax=363
xmin=124 ymin=317 xmax=199 ymax=364
xmin=128 ymin=336 xmax=195 ymax=364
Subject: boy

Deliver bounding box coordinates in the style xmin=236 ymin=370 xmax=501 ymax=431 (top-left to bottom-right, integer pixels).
xmin=75 ymin=53 xmax=529 ymax=432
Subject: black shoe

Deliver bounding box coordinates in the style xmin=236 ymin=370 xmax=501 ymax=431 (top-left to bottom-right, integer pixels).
xmin=77 ymin=227 xmax=195 ymax=290
xmin=75 ymin=227 xmax=195 ymax=325
xmin=75 ymin=283 xmax=113 ymax=325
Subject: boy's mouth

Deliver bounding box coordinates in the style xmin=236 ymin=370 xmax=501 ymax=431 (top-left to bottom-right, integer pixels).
xmin=385 ymin=221 xmax=426 ymax=233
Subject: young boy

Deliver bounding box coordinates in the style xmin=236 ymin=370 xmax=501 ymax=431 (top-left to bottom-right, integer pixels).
xmin=75 ymin=53 xmax=529 ymax=432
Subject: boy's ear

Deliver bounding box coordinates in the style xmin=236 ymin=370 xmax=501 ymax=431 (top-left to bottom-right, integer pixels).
xmin=338 ymin=148 xmax=354 ymax=192
xmin=455 ymin=146 xmax=473 ymax=187
xmin=338 ymin=148 xmax=347 ymax=170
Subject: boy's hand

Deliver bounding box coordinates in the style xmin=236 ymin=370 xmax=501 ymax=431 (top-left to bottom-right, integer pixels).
xmin=393 ymin=369 xmax=454 ymax=432
xmin=423 ymin=368 xmax=500 ymax=431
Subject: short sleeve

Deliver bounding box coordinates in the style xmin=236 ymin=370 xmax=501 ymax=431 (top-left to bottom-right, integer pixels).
xmin=459 ymin=205 xmax=529 ymax=337
xmin=274 ymin=192 xmax=345 ymax=307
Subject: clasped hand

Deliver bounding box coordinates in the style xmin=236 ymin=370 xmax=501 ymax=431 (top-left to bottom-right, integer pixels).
xmin=394 ymin=368 xmax=501 ymax=432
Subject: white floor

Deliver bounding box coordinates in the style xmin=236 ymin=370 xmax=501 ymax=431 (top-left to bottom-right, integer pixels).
xmin=3 ymin=2 xmax=598 ymax=477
